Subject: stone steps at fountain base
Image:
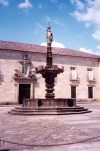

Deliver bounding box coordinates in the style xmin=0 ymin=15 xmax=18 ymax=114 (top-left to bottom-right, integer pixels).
xmin=11 ymin=107 xmax=87 ymax=112
xmin=8 ymin=106 xmax=91 ymax=115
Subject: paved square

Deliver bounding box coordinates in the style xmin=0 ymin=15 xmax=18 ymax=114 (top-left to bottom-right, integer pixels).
xmin=0 ymin=103 xmax=100 ymax=151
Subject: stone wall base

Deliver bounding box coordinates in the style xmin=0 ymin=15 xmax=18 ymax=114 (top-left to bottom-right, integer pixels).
xmin=76 ymin=99 xmax=100 ymax=103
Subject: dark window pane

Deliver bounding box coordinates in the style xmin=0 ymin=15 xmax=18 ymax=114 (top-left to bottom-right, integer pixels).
xmin=71 ymin=86 xmax=76 ymax=98
xmin=88 ymin=87 xmax=93 ymax=98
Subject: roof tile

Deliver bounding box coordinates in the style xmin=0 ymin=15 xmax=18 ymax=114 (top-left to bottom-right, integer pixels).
xmin=0 ymin=40 xmax=99 ymax=59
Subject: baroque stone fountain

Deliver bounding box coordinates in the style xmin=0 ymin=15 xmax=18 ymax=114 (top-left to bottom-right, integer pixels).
xmin=9 ymin=25 xmax=91 ymax=115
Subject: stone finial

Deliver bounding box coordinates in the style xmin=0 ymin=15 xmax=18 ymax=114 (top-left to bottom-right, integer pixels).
xmin=14 ymin=70 xmax=18 ymax=77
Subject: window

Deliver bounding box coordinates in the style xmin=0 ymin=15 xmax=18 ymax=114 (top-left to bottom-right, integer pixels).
xmin=88 ymin=87 xmax=93 ymax=98
xmin=71 ymin=86 xmax=76 ymax=98
xmin=87 ymin=68 xmax=93 ymax=80
xmin=22 ymin=65 xmax=27 ymax=74
xmin=70 ymin=67 xmax=76 ymax=80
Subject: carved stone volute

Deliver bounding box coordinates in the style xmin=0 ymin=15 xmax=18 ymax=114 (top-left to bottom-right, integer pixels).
xmin=14 ymin=54 xmax=36 ymax=80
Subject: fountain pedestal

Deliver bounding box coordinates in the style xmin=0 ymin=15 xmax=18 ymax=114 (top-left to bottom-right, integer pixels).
xmin=35 ymin=65 xmax=64 ymax=98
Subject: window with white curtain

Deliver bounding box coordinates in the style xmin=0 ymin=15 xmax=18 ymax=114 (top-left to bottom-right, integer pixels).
xmin=87 ymin=68 xmax=93 ymax=80
xmin=70 ymin=67 xmax=76 ymax=80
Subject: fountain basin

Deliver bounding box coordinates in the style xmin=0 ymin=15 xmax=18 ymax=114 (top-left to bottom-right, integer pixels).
xmin=8 ymin=98 xmax=91 ymax=115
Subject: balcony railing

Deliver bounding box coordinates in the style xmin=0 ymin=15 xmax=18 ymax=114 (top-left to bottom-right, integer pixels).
xmin=70 ymin=74 xmax=79 ymax=81
xmin=87 ymin=75 xmax=96 ymax=82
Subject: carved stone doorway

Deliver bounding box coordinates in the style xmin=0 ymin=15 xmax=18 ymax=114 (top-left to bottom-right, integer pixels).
xmin=19 ymin=84 xmax=31 ymax=104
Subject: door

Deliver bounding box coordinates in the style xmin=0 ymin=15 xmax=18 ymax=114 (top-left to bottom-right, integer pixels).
xmin=71 ymin=86 xmax=76 ymax=98
xmin=19 ymin=84 xmax=30 ymax=104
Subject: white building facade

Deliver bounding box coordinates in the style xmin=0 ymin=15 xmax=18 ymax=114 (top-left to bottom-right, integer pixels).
xmin=0 ymin=40 xmax=100 ymax=104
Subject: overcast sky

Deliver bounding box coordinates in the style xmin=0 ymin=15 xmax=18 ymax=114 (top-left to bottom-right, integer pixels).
xmin=0 ymin=0 xmax=100 ymax=55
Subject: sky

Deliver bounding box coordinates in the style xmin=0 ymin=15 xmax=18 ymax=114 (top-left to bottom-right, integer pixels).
xmin=0 ymin=0 xmax=100 ymax=55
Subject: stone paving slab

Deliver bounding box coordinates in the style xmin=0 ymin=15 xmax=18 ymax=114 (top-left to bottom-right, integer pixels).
xmin=0 ymin=104 xmax=100 ymax=150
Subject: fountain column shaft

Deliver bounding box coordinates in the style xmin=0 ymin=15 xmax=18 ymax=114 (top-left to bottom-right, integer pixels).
xmin=46 ymin=46 xmax=52 ymax=68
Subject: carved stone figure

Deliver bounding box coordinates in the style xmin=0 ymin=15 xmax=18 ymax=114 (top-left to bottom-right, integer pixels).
xmin=46 ymin=25 xmax=53 ymax=46
xmin=18 ymin=67 xmax=21 ymax=77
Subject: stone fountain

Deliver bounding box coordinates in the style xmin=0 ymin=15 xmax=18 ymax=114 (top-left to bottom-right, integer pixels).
xmin=9 ymin=25 xmax=91 ymax=115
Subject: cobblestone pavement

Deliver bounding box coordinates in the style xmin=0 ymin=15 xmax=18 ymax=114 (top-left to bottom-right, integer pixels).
xmin=0 ymin=104 xmax=100 ymax=151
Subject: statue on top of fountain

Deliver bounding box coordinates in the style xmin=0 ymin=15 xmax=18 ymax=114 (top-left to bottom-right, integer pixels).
xmin=46 ymin=22 xmax=53 ymax=46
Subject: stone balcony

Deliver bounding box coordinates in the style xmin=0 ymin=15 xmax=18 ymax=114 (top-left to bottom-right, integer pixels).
xmin=70 ymin=74 xmax=80 ymax=81
xmin=87 ymin=75 xmax=96 ymax=82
